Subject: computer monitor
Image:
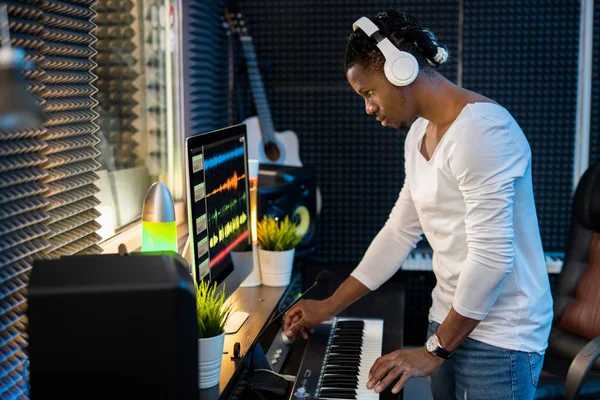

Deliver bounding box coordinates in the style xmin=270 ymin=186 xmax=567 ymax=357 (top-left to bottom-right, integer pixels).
xmin=185 ymin=124 xmax=252 ymax=292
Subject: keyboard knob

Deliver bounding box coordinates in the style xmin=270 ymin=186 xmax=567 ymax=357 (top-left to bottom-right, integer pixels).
xmin=294 ymin=387 xmax=310 ymax=398
xmin=281 ymin=331 xmax=292 ymax=345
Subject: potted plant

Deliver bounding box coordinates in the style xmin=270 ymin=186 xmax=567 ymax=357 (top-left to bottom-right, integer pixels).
xmin=196 ymin=280 xmax=234 ymax=389
xmin=256 ymin=215 xmax=303 ymax=286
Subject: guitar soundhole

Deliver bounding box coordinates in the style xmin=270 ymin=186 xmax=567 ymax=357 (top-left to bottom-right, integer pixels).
xmin=263 ymin=141 xmax=281 ymax=162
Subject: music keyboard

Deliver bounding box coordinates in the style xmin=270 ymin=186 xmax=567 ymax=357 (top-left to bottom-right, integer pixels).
xmin=401 ymin=250 xmax=564 ymax=273
xmin=290 ymin=318 xmax=383 ymax=400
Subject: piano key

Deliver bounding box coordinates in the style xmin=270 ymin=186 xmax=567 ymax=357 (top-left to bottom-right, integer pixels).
xmin=322 ymin=377 xmax=358 ymax=384
xmin=291 ymin=318 xmax=383 ymax=400
xmin=320 ymin=388 xmax=357 ymax=396
xmin=401 ymin=250 xmax=564 ymax=273
xmin=324 ymin=371 xmax=360 ymax=377
xmin=355 ymin=319 xmax=383 ymax=399
xmin=318 ymin=394 xmax=356 ymax=399
xmin=322 ymin=383 xmax=359 ymax=390
xmin=320 ymin=319 xmax=382 ymax=400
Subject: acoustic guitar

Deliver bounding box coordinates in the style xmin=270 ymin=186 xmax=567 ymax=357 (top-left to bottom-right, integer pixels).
xmin=224 ymin=2 xmax=322 ymax=219
xmin=223 ymin=2 xmax=302 ymax=166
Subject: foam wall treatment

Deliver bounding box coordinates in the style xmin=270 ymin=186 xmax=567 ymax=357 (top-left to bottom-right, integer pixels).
xmin=0 ymin=1 xmax=102 ymax=397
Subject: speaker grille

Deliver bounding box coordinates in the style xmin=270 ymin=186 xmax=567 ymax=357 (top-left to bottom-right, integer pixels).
xmin=0 ymin=1 xmax=102 ymax=396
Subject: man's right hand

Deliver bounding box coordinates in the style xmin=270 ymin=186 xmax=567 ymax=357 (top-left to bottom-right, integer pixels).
xmin=284 ymin=299 xmax=334 ymax=340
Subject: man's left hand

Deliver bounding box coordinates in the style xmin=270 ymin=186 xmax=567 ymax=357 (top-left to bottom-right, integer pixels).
xmin=367 ymin=347 xmax=445 ymax=394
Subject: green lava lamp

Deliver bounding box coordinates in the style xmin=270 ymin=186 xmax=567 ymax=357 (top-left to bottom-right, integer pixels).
xmin=141 ymin=182 xmax=177 ymax=253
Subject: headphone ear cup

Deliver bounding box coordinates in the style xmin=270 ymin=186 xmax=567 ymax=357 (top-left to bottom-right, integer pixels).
xmin=384 ymin=51 xmax=419 ymax=87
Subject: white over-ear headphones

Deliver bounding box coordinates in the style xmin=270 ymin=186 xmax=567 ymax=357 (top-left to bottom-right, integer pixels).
xmin=352 ymin=16 xmax=419 ymax=87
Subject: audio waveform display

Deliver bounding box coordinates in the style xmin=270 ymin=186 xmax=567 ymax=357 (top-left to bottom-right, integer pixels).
xmin=204 ymin=146 xmax=244 ymax=170
xmin=209 ymin=212 xmax=248 ymax=248
xmin=210 ymin=230 xmax=249 ymax=268
xmin=208 ymin=192 xmax=247 ymax=224
xmin=197 ymin=134 xmax=250 ymax=280
xmin=188 ymin=129 xmax=250 ymax=285
xmin=206 ymin=171 xmax=246 ymax=198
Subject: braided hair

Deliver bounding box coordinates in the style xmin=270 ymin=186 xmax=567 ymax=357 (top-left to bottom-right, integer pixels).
xmin=344 ymin=10 xmax=449 ymax=75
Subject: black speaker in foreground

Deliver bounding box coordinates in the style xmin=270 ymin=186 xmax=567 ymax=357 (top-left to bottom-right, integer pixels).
xmin=28 ymin=252 xmax=198 ymax=399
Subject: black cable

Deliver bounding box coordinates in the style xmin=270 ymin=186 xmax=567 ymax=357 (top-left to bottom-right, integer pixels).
xmin=249 ymin=384 xmax=267 ymax=400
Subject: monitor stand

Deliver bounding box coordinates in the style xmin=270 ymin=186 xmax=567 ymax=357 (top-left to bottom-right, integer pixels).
xmin=224 ymin=311 xmax=249 ymax=334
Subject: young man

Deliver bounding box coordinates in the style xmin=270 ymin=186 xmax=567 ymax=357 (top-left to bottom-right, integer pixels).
xmin=284 ymin=10 xmax=553 ymax=400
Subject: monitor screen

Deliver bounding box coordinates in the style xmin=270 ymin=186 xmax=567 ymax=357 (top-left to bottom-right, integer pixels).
xmin=185 ymin=124 xmax=252 ymax=287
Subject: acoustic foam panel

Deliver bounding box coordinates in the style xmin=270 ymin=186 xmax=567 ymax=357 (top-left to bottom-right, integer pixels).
xmin=37 ymin=0 xmax=102 ymax=259
xmin=462 ymin=0 xmax=580 ymax=252
xmin=179 ymin=0 xmax=228 ymax=138
xmin=0 ymin=1 xmax=102 ymax=397
xmin=92 ymin=0 xmax=140 ymax=170
xmin=0 ymin=2 xmax=49 ymax=396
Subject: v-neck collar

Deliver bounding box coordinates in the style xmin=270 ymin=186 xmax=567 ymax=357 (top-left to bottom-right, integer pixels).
xmin=416 ymin=103 xmax=477 ymax=164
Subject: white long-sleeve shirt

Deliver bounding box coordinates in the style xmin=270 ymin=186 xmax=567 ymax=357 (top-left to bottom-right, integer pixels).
xmin=351 ymin=103 xmax=553 ymax=354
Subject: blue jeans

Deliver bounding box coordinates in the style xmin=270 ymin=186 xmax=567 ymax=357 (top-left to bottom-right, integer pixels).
xmin=427 ymin=321 xmax=544 ymax=400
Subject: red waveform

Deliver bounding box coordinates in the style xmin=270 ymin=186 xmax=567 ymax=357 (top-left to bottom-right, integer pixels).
xmin=210 ymin=230 xmax=249 ymax=268
xmin=206 ymin=171 xmax=246 ymax=198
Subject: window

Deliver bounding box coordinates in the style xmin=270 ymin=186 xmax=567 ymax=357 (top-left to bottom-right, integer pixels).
xmin=92 ymin=0 xmax=182 ymax=241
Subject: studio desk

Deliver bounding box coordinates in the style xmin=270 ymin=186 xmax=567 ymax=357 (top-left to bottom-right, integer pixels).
xmin=199 ymin=263 xmax=406 ymax=400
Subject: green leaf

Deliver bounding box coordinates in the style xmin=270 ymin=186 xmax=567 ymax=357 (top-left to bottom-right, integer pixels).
xmin=196 ymin=280 xmax=234 ymax=338
xmin=257 ymin=215 xmax=303 ymax=251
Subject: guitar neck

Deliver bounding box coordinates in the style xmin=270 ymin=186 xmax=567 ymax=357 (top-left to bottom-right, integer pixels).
xmin=240 ymin=37 xmax=276 ymax=142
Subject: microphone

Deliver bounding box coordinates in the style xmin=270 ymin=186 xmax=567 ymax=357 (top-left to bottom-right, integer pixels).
xmin=271 ymin=269 xmax=331 ymax=325
xmin=244 ymin=270 xmax=331 ymax=371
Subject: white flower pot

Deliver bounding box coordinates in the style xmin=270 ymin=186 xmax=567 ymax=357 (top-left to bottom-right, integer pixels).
xmin=234 ymin=248 xmax=261 ymax=287
xmin=198 ymin=332 xmax=225 ymax=389
xmin=258 ymin=248 xmax=295 ymax=287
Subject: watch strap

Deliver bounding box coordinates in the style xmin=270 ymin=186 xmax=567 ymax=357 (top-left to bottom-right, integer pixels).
xmin=432 ymin=345 xmax=453 ymax=360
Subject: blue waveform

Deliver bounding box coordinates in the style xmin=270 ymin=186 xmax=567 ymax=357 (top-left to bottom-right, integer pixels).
xmin=205 ymin=146 xmax=245 ymax=170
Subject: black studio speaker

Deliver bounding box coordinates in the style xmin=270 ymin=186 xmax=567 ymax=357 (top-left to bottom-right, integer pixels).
xmin=27 ymin=253 xmax=198 ymax=400
xmin=258 ymin=164 xmax=318 ymax=257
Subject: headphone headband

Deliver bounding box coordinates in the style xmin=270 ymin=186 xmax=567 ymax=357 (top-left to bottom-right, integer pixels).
xmin=351 ymin=16 xmax=419 ymax=87
xmin=352 ymin=17 xmax=379 ymax=37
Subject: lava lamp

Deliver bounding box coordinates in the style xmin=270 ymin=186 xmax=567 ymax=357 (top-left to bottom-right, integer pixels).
xmin=141 ymin=182 xmax=177 ymax=253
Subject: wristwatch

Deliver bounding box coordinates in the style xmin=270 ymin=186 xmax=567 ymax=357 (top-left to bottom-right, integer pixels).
xmin=426 ymin=334 xmax=453 ymax=359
